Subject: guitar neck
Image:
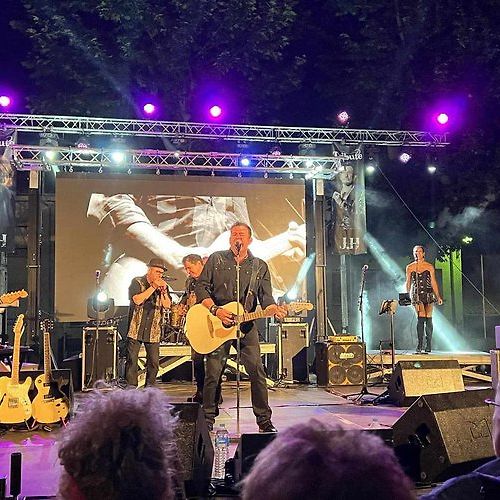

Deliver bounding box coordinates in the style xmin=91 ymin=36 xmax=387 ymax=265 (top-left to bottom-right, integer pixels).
xmin=239 ymin=309 xmax=271 ymax=323
xmin=43 ymin=331 xmax=51 ymax=383
xmin=11 ymin=331 xmax=21 ymax=385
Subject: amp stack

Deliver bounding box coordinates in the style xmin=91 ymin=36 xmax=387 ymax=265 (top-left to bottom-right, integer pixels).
xmin=315 ymin=335 xmax=365 ymax=387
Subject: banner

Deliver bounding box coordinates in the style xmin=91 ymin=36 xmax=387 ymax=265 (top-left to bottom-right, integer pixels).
xmin=0 ymin=129 xmax=16 ymax=252
xmin=331 ymin=143 xmax=367 ymax=255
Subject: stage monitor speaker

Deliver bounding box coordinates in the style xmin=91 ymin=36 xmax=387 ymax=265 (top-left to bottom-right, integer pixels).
xmin=170 ymin=402 xmax=214 ymax=498
xmin=19 ymin=369 xmax=74 ymax=414
xmin=393 ymin=388 xmax=495 ymax=484
xmin=279 ymin=323 xmax=309 ymax=383
xmin=82 ymin=327 xmax=117 ymax=390
xmin=315 ymin=341 xmax=365 ymax=386
xmin=233 ymin=432 xmax=277 ymax=482
xmin=388 ymin=360 xmax=465 ymax=407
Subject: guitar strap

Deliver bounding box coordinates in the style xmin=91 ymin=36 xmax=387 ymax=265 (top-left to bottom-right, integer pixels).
xmin=243 ymin=259 xmax=260 ymax=312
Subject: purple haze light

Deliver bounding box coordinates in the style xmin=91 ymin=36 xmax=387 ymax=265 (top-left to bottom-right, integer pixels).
xmin=143 ymin=103 xmax=156 ymax=114
xmin=0 ymin=95 xmax=12 ymax=108
xmin=436 ymin=113 xmax=449 ymax=125
xmin=209 ymin=105 xmax=222 ymax=118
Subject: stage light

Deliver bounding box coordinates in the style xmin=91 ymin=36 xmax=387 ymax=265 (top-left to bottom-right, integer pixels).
xmin=0 ymin=95 xmax=12 ymax=108
xmin=143 ymin=103 xmax=156 ymax=114
xmin=427 ymin=165 xmax=437 ymax=174
xmin=110 ymin=136 xmax=127 ymax=165
xmin=461 ymin=235 xmax=473 ymax=245
xmin=87 ymin=291 xmax=115 ymax=320
xmin=399 ymin=152 xmax=412 ymax=164
xmin=337 ymin=111 xmax=350 ymax=126
xmin=366 ymin=165 xmax=376 ymax=175
xmin=436 ymin=113 xmax=449 ymax=125
xmin=240 ymin=157 xmax=250 ymax=167
xmin=111 ymin=151 xmax=126 ymax=163
xmin=269 ymin=144 xmax=282 ymax=156
xmin=39 ymin=131 xmax=59 ymax=163
xmin=305 ymin=159 xmax=314 ymax=168
xmin=96 ymin=290 xmax=108 ymax=302
xmin=76 ymin=136 xmax=91 ymax=149
xmin=209 ymin=105 xmax=222 ymax=118
xmin=44 ymin=150 xmax=57 ymax=161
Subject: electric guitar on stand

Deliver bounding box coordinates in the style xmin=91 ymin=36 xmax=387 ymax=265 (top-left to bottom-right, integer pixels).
xmin=185 ymin=301 xmax=314 ymax=354
xmin=0 ymin=290 xmax=28 ymax=306
xmin=0 ymin=314 xmax=33 ymax=425
xmin=32 ymin=319 xmax=69 ymax=425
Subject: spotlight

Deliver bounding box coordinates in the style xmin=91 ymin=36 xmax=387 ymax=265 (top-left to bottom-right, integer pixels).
xmin=436 ymin=113 xmax=449 ymax=125
xmin=143 ymin=103 xmax=156 ymax=114
xmin=39 ymin=131 xmax=59 ymax=163
xmin=44 ymin=150 xmax=57 ymax=162
xmin=110 ymin=136 xmax=127 ymax=165
xmin=365 ymin=165 xmax=376 ymax=175
xmin=0 ymin=95 xmax=12 ymax=108
xmin=461 ymin=235 xmax=473 ymax=245
xmin=336 ymin=111 xmax=350 ymax=126
xmin=269 ymin=144 xmax=282 ymax=156
xmin=209 ymin=105 xmax=222 ymax=118
xmin=76 ymin=135 xmax=91 ymax=149
xmin=399 ymin=152 xmax=412 ymax=164
xmin=111 ymin=151 xmax=126 ymax=164
xmin=240 ymin=157 xmax=250 ymax=167
xmin=87 ymin=291 xmax=115 ymax=320
xmin=305 ymin=159 xmax=314 ymax=168
xmin=427 ymin=165 xmax=437 ymax=174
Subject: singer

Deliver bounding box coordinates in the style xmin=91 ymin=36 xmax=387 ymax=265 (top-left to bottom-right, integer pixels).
xmin=195 ymin=222 xmax=287 ymax=432
xmin=405 ymin=245 xmax=443 ymax=354
xmin=125 ymin=258 xmax=172 ymax=386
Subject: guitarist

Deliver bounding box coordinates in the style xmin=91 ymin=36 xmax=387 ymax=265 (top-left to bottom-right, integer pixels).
xmin=195 ymin=222 xmax=287 ymax=433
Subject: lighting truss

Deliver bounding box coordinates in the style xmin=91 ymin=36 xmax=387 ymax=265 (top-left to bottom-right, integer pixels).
xmin=1 ymin=113 xmax=449 ymax=146
xmin=11 ymin=145 xmax=342 ymax=176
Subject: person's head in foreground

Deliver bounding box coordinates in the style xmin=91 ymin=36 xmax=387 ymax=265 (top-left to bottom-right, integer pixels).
xmin=58 ymin=387 xmax=181 ymax=500
xmin=241 ymin=418 xmax=415 ymax=500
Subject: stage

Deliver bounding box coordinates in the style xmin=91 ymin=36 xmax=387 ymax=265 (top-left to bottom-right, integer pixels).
xmin=0 ymin=373 xmax=493 ymax=498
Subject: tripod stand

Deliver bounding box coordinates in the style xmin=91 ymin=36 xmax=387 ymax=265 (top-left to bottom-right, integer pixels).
xmin=346 ymin=265 xmax=378 ymax=403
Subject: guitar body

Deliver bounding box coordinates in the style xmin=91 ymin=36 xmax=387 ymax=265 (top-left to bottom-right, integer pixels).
xmin=0 ymin=376 xmax=33 ymax=424
xmin=185 ymin=302 xmax=242 ymax=354
xmin=32 ymin=375 xmax=69 ymax=424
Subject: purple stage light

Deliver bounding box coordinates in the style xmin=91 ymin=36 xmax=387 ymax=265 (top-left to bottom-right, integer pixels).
xmin=337 ymin=111 xmax=350 ymax=125
xmin=436 ymin=113 xmax=449 ymax=125
xmin=143 ymin=103 xmax=156 ymax=114
xmin=0 ymin=95 xmax=12 ymax=108
xmin=209 ymin=105 xmax=222 ymax=118
xmin=399 ymin=152 xmax=412 ymax=164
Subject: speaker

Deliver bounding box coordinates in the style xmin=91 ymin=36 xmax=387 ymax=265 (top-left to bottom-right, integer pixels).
xmin=315 ymin=341 xmax=365 ymax=386
xmin=279 ymin=323 xmax=309 ymax=383
xmin=388 ymin=360 xmax=465 ymax=406
xmin=233 ymin=432 xmax=277 ymax=482
xmin=393 ymin=389 xmax=495 ymax=484
xmin=19 ymin=368 xmax=74 ymax=413
xmin=170 ymin=402 xmax=214 ymax=498
xmin=82 ymin=327 xmax=117 ymax=390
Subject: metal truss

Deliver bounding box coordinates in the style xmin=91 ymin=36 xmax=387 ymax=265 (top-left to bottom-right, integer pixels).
xmin=11 ymin=145 xmax=342 ymax=176
xmin=1 ymin=113 xmax=449 ymax=146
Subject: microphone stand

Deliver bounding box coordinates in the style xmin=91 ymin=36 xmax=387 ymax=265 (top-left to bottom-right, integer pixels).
xmin=347 ymin=266 xmax=377 ymax=403
xmin=235 ymin=244 xmax=242 ymax=437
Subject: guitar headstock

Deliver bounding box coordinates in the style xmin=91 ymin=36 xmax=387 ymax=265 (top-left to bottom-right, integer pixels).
xmin=13 ymin=313 xmax=25 ymax=338
xmin=41 ymin=318 xmax=54 ymax=334
xmin=287 ymin=302 xmax=314 ymax=313
xmin=0 ymin=289 xmax=28 ymax=305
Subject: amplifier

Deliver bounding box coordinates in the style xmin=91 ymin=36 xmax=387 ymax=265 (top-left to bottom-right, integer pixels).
xmin=82 ymin=327 xmax=117 ymax=390
xmin=316 ymin=341 xmax=365 ymax=386
xmin=278 ymin=323 xmax=309 ymax=383
xmin=329 ymin=335 xmax=360 ymax=343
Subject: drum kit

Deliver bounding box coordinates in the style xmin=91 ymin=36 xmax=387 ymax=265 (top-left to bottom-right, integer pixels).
xmin=161 ymin=297 xmax=188 ymax=344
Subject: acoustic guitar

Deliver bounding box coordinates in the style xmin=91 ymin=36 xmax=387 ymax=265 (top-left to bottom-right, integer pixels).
xmin=0 ymin=314 xmax=33 ymax=424
xmin=32 ymin=320 xmax=69 ymax=425
xmin=185 ymin=301 xmax=314 ymax=354
xmin=0 ymin=289 xmax=28 ymax=305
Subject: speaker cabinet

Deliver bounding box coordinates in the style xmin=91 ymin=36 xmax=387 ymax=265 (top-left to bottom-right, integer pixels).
xmin=233 ymin=433 xmax=278 ymax=482
xmin=82 ymin=327 xmax=117 ymax=390
xmin=279 ymin=323 xmax=309 ymax=383
xmin=393 ymin=389 xmax=495 ymax=484
xmin=315 ymin=341 xmax=365 ymax=386
xmin=170 ymin=402 xmax=214 ymax=498
xmin=388 ymin=360 xmax=465 ymax=407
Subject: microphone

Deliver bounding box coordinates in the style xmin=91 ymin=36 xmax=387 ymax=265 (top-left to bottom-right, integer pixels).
xmin=235 ymin=240 xmax=242 ymax=253
xmin=362 ymin=264 xmax=369 ymax=272
xmin=95 ymin=269 xmax=101 ymax=279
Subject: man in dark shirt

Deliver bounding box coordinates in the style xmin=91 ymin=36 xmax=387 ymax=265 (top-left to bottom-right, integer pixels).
xmin=195 ymin=222 xmax=287 ymax=432
xmin=125 ymin=258 xmax=172 ymax=386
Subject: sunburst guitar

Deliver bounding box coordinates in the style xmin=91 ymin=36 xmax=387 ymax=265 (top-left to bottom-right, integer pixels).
xmin=185 ymin=301 xmax=314 ymax=354
xmin=32 ymin=319 xmax=69 ymax=425
xmin=0 ymin=314 xmax=33 ymax=424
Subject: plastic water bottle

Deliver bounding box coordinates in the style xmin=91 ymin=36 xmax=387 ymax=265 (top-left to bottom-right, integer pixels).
xmin=213 ymin=424 xmax=230 ymax=479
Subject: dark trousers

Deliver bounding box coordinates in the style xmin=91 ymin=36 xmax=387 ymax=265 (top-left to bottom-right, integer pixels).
xmin=126 ymin=338 xmax=160 ymax=386
xmin=202 ymin=327 xmax=271 ymax=426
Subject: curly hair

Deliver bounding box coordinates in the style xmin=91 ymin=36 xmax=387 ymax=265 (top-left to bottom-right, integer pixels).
xmin=241 ymin=419 xmax=415 ymax=500
xmin=58 ymin=387 xmax=182 ymax=500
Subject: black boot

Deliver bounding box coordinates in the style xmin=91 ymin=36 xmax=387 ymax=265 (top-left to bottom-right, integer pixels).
xmin=416 ymin=317 xmax=425 ymax=353
xmin=425 ymin=317 xmax=433 ymax=353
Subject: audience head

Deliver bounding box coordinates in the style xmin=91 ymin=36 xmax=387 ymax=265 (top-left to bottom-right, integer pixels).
xmin=241 ymin=418 xmax=414 ymax=500
xmin=58 ymin=387 xmax=180 ymax=500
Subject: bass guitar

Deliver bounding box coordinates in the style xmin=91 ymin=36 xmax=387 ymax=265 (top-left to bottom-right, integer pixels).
xmin=32 ymin=319 xmax=69 ymax=425
xmin=185 ymin=301 xmax=314 ymax=354
xmin=0 ymin=314 xmax=33 ymax=424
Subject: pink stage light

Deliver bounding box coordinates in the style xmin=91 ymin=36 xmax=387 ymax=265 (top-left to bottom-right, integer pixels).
xmin=337 ymin=111 xmax=350 ymax=125
xmin=436 ymin=113 xmax=449 ymax=125
xmin=0 ymin=95 xmax=12 ymax=108
xmin=209 ymin=105 xmax=222 ymax=118
xmin=143 ymin=103 xmax=156 ymax=114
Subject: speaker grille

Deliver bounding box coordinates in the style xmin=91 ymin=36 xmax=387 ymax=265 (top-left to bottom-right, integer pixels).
xmin=327 ymin=342 xmax=365 ymax=386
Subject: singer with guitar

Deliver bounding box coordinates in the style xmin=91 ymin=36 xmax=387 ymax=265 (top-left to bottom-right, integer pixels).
xmin=125 ymin=258 xmax=172 ymax=386
xmin=194 ymin=222 xmax=287 ymax=433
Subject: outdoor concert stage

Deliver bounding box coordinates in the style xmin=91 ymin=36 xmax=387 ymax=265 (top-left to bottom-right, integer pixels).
xmin=0 ymin=352 xmax=494 ymax=499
